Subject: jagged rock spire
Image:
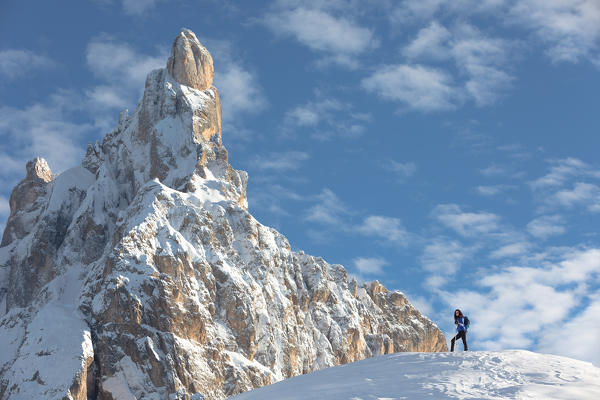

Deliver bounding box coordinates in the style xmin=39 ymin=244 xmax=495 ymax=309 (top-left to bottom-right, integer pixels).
xmin=1 ymin=157 xmax=53 ymax=247
xmin=167 ymin=28 xmax=214 ymax=90
xmin=25 ymin=157 xmax=52 ymax=183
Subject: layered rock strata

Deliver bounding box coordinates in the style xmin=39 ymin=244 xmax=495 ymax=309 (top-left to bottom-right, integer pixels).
xmin=0 ymin=29 xmax=447 ymax=400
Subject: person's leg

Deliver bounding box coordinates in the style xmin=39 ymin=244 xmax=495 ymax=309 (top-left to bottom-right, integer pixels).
xmin=461 ymin=331 xmax=468 ymax=351
xmin=451 ymin=335 xmax=456 ymax=352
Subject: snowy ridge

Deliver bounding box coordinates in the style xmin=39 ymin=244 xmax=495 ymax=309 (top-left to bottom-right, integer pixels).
xmin=0 ymin=29 xmax=446 ymax=400
xmin=232 ymin=350 xmax=600 ymax=400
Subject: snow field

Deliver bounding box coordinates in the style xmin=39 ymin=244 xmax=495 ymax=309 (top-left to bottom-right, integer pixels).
xmin=231 ymin=350 xmax=600 ymax=400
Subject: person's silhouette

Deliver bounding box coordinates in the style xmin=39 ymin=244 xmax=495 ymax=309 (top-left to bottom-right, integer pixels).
xmin=451 ymin=309 xmax=468 ymax=352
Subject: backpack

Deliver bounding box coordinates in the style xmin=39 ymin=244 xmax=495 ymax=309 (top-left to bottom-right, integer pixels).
xmin=464 ymin=316 xmax=470 ymax=330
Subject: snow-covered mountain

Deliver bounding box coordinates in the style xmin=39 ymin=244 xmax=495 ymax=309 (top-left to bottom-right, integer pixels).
xmin=0 ymin=29 xmax=446 ymax=400
xmin=232 ymin=350 xmax=600 ymax=400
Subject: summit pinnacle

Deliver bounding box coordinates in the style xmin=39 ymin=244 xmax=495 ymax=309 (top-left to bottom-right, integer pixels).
xmin=167 ymin=28 xmax=214 ymax=90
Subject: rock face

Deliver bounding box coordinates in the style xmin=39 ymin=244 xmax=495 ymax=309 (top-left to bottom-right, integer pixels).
xmin=1 ymin=158 xmax=53 ymax=247
xmin=167 ymin=29 xmax=214 ymax=91
xmin=0 ymin=29 xmax=447 ymax=400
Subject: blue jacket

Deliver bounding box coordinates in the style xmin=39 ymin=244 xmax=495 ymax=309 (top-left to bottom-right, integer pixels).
xmin=456 ymin=316 xmax=466 ymax=332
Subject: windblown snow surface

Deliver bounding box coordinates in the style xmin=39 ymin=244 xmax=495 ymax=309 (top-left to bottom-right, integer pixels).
xmin=231 ymin=350 xmax=600 ymax=400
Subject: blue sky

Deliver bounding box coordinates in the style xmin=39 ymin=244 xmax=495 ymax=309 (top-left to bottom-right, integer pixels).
xmin=1 ymin=0 xmax=600 ymax=364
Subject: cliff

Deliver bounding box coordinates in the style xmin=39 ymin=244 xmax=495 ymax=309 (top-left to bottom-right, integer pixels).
xmin=0 ymin=29 xmax=447 ymax=400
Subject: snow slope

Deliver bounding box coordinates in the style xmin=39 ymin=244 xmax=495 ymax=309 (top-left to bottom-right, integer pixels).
xmin=231 ymin=350 xmax=600 ymax=400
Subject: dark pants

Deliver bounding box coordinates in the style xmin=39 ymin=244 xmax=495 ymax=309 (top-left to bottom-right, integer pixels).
xmin=451 ymin=330 xmax=467 ymax=351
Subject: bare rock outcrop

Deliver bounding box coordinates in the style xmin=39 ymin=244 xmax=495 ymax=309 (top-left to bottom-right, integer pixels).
xmin=167 ymin=28 xmax=214 ymax=91
xmin=1 ymin=158 xmax=53 ymax=247
xmin=0 ymin=29 xmax=447 ymax=400
xmin=25 ymin=157 xmax=53 ymax=182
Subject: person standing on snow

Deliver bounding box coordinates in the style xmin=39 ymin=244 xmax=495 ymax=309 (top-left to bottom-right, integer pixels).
xmin=451 ymin=309 xmax=468 ymax=352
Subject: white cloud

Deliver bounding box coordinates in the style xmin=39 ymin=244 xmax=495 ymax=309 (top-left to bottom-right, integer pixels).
xmin=246 ymin=179 xmax=307 ymax=220
xmin=452 ymin=24 xmax=513 ymax=106
xmin=0 ymin=49 xmax=55 ymax=80
xmin=531 ymin=158 xmax=598 ymax=189
xmin=444 ymin=248 xmax=600 ymax=363
xmin=286 ymin=107 xmax=320 ymax=127
xmin=390 ymin=0 xmax=446 ymax=23
xmin=250 ymin=151 xmax=309 ymax=171
xmin=356 ymin=215 xmax=410 ymax=246
xmin=432 ymin=204 xmax=500 ymax=236
xmin=86 ymin=39 xmax=163 ymax=86
xmin=479 ymin=164 xmax=507 ymax=177
xmin=463 ymin=62 xmax=513 ymax=106
xmin=489 ymin=241 xmax=530 ymax=259
xmin=305 ymin=188 xmax=349 ymax=225
xmin=203 ymin=39 xmax=267 ymax=139
xmin=263 ymin=4 xmax=377 ymax=68
xmin=394 ymin=0 xmax=600 ymax=69
xmin=0 ymin=37 xmax=168 ymax=200
xmin=510 ymin=0 xmax=600 ymax=65
xmin=391 ymin=0 xmax=504 ymax=23
xmin=362 ymin=64 xmax=458 ymax=112
xmin=386 ymin=160 xmax=417 ymax=180
xmin=551 ymin=182 xmax=600 ymax=212
xmin=285 ymin=98 xmax=342 ymax=128
xmin=526 ymin=215 xmax=566 ymax=239
xmin=215 ymin=64 xmax=266 ymax=128
xmin=0 ymin=91 xmax=93 ymax=186
xmin=404 ymin=293 xmax=435 ymax=317
xmin=86 ymin=86 xmax=129 ymax=110
xmin=0 ymin=195 xmax=8 ymax=238
xmin=85 ymin=37 xmax=164 ymax=112
xmin=420 ymin=238 xmax=469 ymax=285
xmin=0 ymin=197 xmax=8 ymax=237
xmin=0 ymin=38 xmax=165 ymax=198
xmin=283 ymin=96 xmax=367 ymax=140
xmin=403 ymin=21 xmax=451 ymax=60
xmin=476 ymin=184 xmax=515 ymax=196
xmin=0 ymin=196 xmax=9 ymax=219
xmin=280 ymin=9 xmax=373 ymax=54
xmin=425 ymin=275 xmax=448 ymax=289
xmin=353 ymin=257 xmax=388 ymax=276
xmin=531 ymin=158 xmax=600 ymax=213
xmin=537 ymin=294 xmax=600 ymax=366
xmin=402 ymin=22 xmax=513 ymax=107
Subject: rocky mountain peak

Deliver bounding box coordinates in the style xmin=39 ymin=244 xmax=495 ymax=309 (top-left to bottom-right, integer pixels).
xmin=167 ymin=28 xmax=214 ymax=91
xmin=1 ymin=157 xmax=54 ymax=247
xmin=0 ymin=29 xmax=447 ymax=400
xmin=25 ymin=157 xmax=53 ymax=183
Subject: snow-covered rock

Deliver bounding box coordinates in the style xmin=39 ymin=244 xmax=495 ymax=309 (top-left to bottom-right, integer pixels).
xmin=232 ymin=350 xmax=600 ymax=400
xmin=0 ymin=29 xmax=447 ymax=400
xmin=1 ymin=157 xmax=53 ymax=247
